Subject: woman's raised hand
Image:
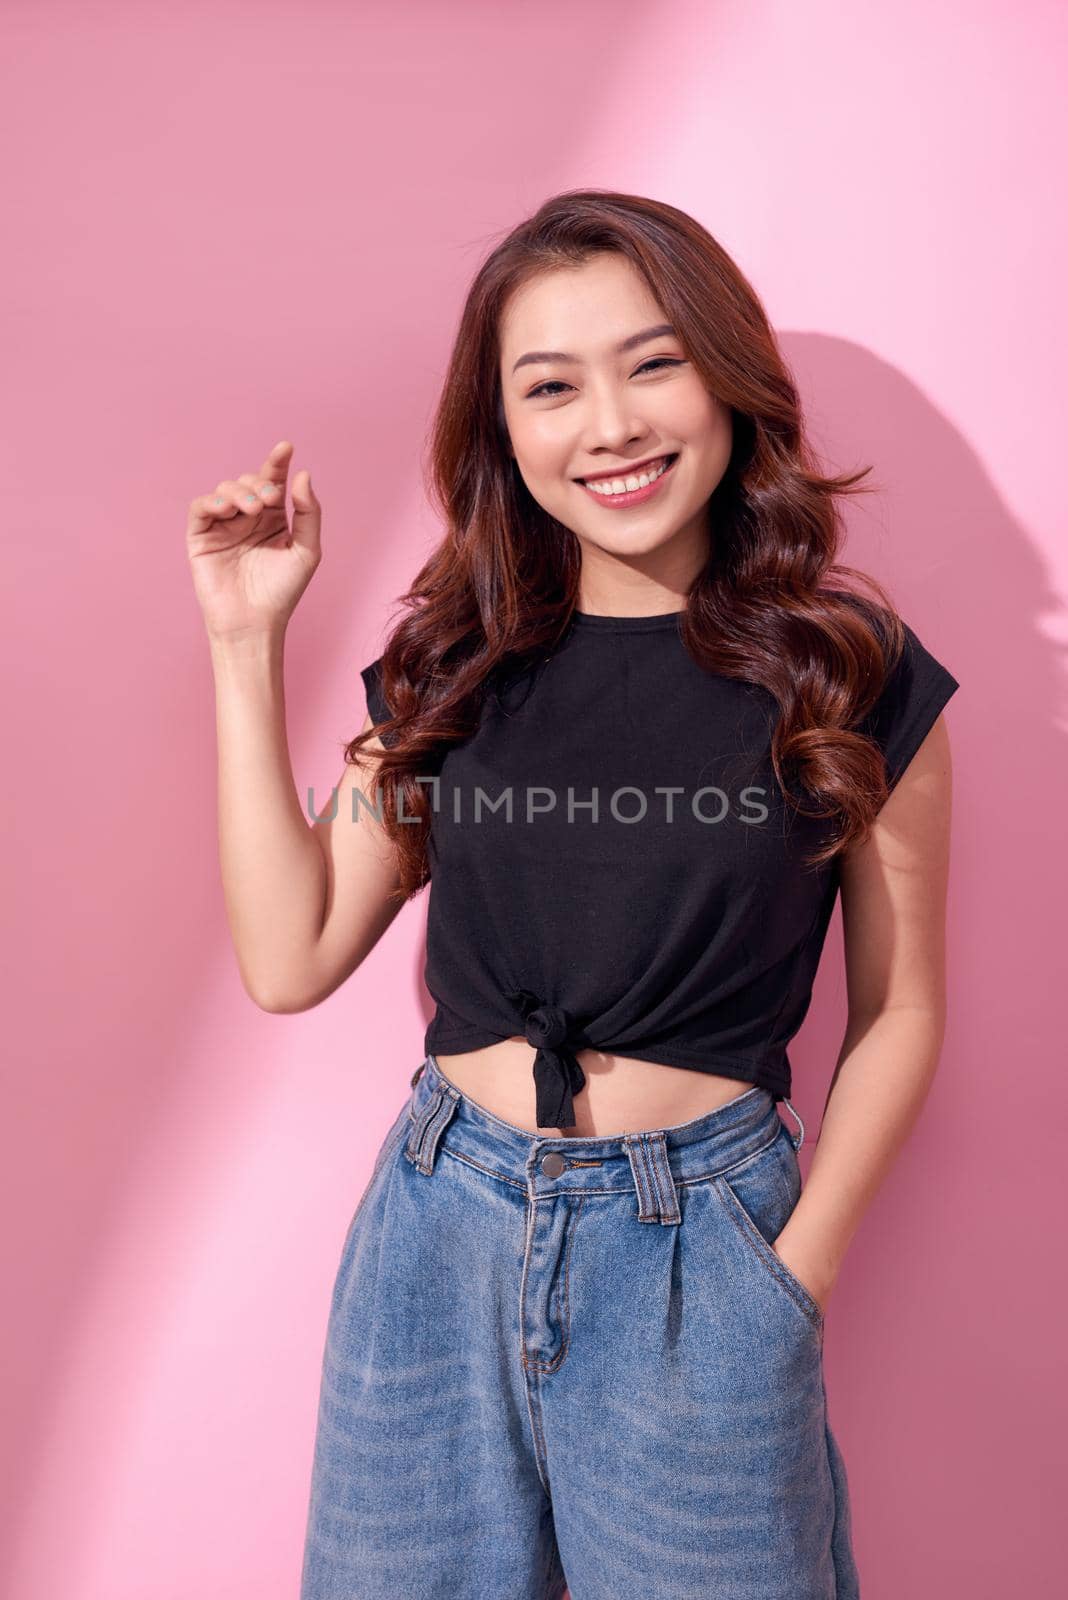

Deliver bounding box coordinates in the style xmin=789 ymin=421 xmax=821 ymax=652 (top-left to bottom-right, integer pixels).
xmin=186 ymin=441 xmax=322 ymax=641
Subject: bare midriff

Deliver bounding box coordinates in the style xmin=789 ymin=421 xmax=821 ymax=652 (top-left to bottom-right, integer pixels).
xmin=433 ymin=1038 xmax=758 ymax=1139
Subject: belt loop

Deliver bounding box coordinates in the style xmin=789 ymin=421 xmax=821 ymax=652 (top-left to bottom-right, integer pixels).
xmin=781 ymin=1097 xmax=806 ymax=1153
xmin=622 ymin=1131 xmax=681 ymax=1225
xmin=404 ymin=1082 xmax=460 ymax=1176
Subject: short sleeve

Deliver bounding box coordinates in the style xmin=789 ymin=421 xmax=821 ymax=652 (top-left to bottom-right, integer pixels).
xmin=859 ymin=620 xmax=959 ymax=795
xmin=360 ymin=655 xmax=397 ymax=748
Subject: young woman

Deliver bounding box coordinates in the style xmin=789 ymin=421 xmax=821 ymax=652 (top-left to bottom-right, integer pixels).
xmin=187 ymin=190 xmax=958 ymax=1599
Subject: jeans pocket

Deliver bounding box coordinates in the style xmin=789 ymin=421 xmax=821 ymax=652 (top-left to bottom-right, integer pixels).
xmin=712 ymin=1125 xmax=825 ymax=1333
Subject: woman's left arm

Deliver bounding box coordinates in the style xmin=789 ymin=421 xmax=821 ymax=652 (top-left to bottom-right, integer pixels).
xmin=773 ymin=711 xmax=955 ymax=1313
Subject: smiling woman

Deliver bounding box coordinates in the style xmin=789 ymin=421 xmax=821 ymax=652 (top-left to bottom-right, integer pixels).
xmin=497 ymin=254 xmax=735 ymax=554
xmin=295 ymin=190 xmax=959 ymax=1597
xmin=189 ymin=188 xmax=957 ymax=1597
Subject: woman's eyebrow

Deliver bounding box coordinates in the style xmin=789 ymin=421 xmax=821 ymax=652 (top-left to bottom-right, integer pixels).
xmin=511 ymin=323 xmax=677 ymax=374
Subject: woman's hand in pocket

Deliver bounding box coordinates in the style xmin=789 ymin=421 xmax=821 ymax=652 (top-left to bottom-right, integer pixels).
xmin=772 ymin=1227 xmax=837 ymax=1317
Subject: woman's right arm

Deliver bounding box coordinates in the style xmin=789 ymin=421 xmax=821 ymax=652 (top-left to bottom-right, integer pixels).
xmin=189 ymin=441 xmax=404 ymax=1013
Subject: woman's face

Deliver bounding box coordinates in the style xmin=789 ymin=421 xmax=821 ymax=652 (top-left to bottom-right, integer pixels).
xmin=498 ymin=252 xmax=732 ymax=592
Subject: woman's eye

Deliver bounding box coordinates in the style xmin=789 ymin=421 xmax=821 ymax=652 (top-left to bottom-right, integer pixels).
xmin=526 ymin=357 xmax=684 ymax=399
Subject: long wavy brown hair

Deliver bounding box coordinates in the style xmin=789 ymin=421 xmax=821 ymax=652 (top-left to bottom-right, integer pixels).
xmin=346 ymin=188 xmax=908 ymax=904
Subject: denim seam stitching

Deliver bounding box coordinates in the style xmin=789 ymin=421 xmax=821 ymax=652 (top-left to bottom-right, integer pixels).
xmin=632 ymin=1140 xmax=655 ymax=1218
xmin=525 ymin=1370 xmax=552 ymax=1495
xmin=623 ymin=1133 xmax=660 ymax=1219
xmin=340 ymin=1108 xmax=412 ymax=1249
xmin=518 ymin=1208 xmax=553 ymax=1492
xmin=422 ymin=1089 xmax=461 ymax=1172
xmin=705 ymin=1128 xmax=784 ymax=1183
xmin=522 ymin=1194 xmax=586 ymax=1375
xmin=646 ymin=1135 xmax=667 ymax=1219
xmin=406 ymin=1085 xmax=463 ymax=1175
xmin=647 ymin=1133 xmax=681 ymax=1224
xmin=422 ymin=1159 xmax=792 ymax=1198
xmin=417 ymin=1131 xmax=788 ymax=1196
xmin=405 ymin=1087 xmax=442 ymax=1173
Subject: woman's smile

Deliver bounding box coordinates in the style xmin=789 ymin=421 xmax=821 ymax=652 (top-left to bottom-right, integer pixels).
xmin=576 ymin=451 xmax=679 ymax=509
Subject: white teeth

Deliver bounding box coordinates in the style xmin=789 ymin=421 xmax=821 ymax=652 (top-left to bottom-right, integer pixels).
xmin=583 ymin=456 xmax=672 ymax=496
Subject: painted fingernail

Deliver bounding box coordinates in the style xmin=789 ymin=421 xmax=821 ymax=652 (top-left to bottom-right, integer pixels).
xmin=214 ymin=498 xmax=223 ymax=506
xmin=245 ymin=493 xmax=256 ymax=503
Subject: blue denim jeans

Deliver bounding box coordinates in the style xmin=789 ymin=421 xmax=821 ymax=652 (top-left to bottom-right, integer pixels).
xmin=300 ymin=1052 xmax=860 ymax=1598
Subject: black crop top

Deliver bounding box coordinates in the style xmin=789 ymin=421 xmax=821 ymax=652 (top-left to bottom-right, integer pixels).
xmin=360 ymin=608 xmax=959 ymax=1128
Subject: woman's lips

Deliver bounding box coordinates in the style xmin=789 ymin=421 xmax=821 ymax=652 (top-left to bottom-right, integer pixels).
xmin=577 ymin=452 xmax=679 ymax=509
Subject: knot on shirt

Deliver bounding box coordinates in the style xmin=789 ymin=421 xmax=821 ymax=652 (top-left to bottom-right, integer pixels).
xmin=506 ymin=988 xmax=588 ymax=1130
xmin=522 ymin=1003 xmax=570 ymax=1051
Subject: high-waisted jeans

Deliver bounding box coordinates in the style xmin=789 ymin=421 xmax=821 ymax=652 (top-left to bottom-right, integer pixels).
xmin=300 ymin=1051 xmax=860 ymax=1598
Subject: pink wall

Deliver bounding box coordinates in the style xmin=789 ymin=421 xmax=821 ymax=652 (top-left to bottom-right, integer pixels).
xmin=3 ymin=2 xmax=1065 ymax=1594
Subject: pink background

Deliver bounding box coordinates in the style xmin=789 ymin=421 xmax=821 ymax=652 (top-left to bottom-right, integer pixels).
xmin=3 ymin=2 xmax=1066 ymax=1595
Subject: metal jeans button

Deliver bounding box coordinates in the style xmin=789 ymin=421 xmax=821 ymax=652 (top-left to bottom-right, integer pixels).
xmin=540 ymin=1151 xmax=566 ymax=1178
